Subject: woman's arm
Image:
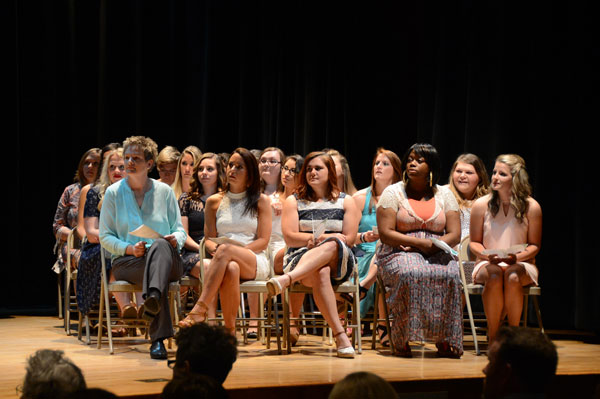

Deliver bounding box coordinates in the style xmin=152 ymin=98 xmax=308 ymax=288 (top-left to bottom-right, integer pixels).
xmin=244 ymin=194 xmax=272 ymax=253
xmin=84 ymin=216 xmax=100 ymax=244
xmin=53 ymin=185 xmax=75 ymax=242
xmin=517 ymin=197 xmax=542 ymax=263
xmin=76 ymin=184 xmax=91 ymax=240
xmin=281 ymin=195 xmax=313 ymax=248
xmin=437 ymin=210 xmax=461 ymax=250
xmin=338 ymin=194 xmax=360 ymax=246
xmin=203 ymin=194 xmax=222 ymax=255
xmin=469 ymin=197 xmax=489 ymax=260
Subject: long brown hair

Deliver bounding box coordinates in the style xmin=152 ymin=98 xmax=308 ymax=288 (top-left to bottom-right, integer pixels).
xmin=489 ymin=154 xmax=532 ymax=223
xmin=295 ymin=152 xmax=340 ymax=202
xmin=368 ymin=148 xmax=402 ymax=211
xmin=227 ymin=147 xmax=261 ymax=216
xmin=74 ymin=148 xmax=101 ymax=185
xmin=448 ymin=153 xmax=490 ymax=209
xmin=189 ymin=153 xmax=226 ymax=201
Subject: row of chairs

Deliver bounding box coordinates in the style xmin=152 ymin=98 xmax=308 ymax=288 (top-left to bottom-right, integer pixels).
xmin=58 ymin=231 xmax=542 ymax=357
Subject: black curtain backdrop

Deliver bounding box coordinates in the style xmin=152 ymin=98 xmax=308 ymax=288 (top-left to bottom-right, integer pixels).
xmin=8 ymin=1 xmax=598 ymax=332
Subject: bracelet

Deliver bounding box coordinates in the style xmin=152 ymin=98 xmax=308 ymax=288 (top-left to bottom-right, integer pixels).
xmin=360 ymin=232 xmax=366 ymax=243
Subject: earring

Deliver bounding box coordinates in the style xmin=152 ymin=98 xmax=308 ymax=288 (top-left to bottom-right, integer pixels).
xmin=429 ymin=171 xmax=433 ymax=188
xmin=403 ymin=171 xmax=408 ymax=184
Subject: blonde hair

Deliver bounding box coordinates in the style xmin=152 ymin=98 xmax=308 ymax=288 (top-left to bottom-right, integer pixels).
xmin=172 ymin=145 xmax=202 ymax=200
xmin=448 ymin=153 xmax=490 ymax=209
xmin=489 ymin=154 xmax=532 ymax=222
xmin=156 ymin=145 xmax=181 ymax=169
xmin=97 ymin=148 xmax=124 ymax=199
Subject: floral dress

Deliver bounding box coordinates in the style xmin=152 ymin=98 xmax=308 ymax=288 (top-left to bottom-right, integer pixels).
xmin=179 ymin=192 xmax=206 ymax=275
xmin=376 ymin=182 xmax=463 ymax=354
xmin=52 ymin=183 xmax=82 ymax=272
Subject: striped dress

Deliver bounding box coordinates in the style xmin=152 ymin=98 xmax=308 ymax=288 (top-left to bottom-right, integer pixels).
xmin=283 ymin=193 xmax=355 ymax=285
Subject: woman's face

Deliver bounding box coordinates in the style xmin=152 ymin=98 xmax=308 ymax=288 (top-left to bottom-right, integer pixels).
xmin=82 ymin=154 xmax=100 ymax=184
xmin=198 ymin=158 xmax=218 ymax=189
xmin=306 ymin=156 xmax=329 ymax=190
xmin=491 ymin=161 xmax=512 ymax=193
xmin=180 ymin=153 xmax=195 ymax=181
xmin=373 ymin=153 xmax=394 ymax=183
xmin=452 ymin=162 xmax=479 ymax=199
xmin=227 ymin=152 xmax=248 ymax=191
xmin=405 ymin=151 xmax=430 ymax=181
xmin=259 ymin=150 xmax=281 ymax=185
xmin=108 ymin=154 xmax=125 ymax=184
xmin=157 ymin=162 xmax=177 ymax=186
xmin=281 ymin=159 xmax=298 ymax=189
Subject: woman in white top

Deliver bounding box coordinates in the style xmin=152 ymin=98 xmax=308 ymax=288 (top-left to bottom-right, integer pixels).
xmin=179 ymin=148 xmax=272 ymax=334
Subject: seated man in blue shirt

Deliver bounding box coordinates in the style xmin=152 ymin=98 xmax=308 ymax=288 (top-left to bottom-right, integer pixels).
xmin=100 ymin=135 xmax=187 ymax=360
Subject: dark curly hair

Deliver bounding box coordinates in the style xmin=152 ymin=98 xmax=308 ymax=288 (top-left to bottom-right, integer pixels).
xmin=174 ymin=324 xmax=238 ymax=384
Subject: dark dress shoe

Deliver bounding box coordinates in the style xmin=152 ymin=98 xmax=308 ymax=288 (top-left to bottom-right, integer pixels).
xmin=142 ymin=293 xmax=161 ymax=322
xmin=150 ymin=340 xmax=167 ymax=360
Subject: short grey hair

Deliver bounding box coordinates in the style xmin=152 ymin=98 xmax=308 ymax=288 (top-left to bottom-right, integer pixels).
xmin=21 ymin=349 xmax=86 ymax=399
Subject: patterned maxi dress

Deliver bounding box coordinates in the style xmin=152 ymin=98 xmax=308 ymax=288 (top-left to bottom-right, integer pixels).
xmin=376 ymin=182 xmax=463 ymax=354
xmin=283 ymin=193 xmax=355 ymax=286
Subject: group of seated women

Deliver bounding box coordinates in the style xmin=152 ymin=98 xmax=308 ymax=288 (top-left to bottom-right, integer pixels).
xmin=53 ymin=137 xmax=542 ymax=360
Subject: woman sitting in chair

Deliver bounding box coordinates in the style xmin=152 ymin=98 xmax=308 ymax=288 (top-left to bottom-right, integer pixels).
xmin=179 ymin=148 xmax=272 ymax=335
xmin=266 ymin=151 xmax=359 ymax=358
xmin=446 ymin=153 xmax=490 ymax=242
xmin=53 ymin=148 xmax=101 ymax=273
xmin=376 ymin=143 xmax=462 ymax=358
xmin=77 ymin=148 xmax=139 ymax=332
xmin=172 ymin=145 xmax=202 ymax=200
xmin=99 ymin=136 xmax=186 ymax=360
xmin=469 ymin=154 xmax=542 ymax=344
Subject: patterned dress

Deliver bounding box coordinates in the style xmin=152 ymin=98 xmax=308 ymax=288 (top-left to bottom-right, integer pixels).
xmin=376 ymin=182 xmax=463 ymax=354
xmin=283 ymin=193 xmax=355 ymax=285
xmin=179 ymin=192 xmax=206 ymax=275
xmin=52 ymin=183 xmax=82 ymax=272
xmin=76 ymin=186 xmax=110 ymax=315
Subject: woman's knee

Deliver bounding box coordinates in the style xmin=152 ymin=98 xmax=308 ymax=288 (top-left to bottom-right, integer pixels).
xmin=504 ymin=270 xmax=522 ymax=287
xmin=214 ymin=243 xmax=235 ymax=260
xmin=222 ymin=262 xmax=240 ymax=283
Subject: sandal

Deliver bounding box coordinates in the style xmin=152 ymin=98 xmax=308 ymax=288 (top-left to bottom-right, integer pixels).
xmin=436 ymin=341 xmax=462 ymax=359
xmin=178 ymin=301 xmax=208 ymax=328
xmin=289 ymin=329 xmax=300 ymax=347
xmin=376 ymin=324 xmax=390 ymax=348
xmin=395 ymin=342 xmax=412 ymax=358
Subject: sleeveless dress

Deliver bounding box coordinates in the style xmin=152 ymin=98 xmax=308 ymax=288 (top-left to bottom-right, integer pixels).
xmin=376 ymin=182 xmax=463 ymax=354
xmin=76 ymin=186 xmax=110 ymax=315
xmin=268 ymin=192 xmax=286 ymax=265
xmin=215 ymin=191 xmax=270 ymax=281
xmin=283 ymin=193 xmax=355 ymax=285
xmin=179 ymin=192 xmax=206 ymax=275
xmin=355 ymin=188 xmax=378 ymax=317
xmin=472 ymin=197 xmax=538 ymax=285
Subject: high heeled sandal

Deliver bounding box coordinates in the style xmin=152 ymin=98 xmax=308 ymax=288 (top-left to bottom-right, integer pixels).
xmin=333 ymin=330 xmax=355 ymax=358
xmin=435 ymin=341 xmax=462 ymax=359
xmin=178 ymin=301 xmax=208 ymax=328
xmin=266 ymin=274 xmax=292 ymax=297
xmin=395 ymin=342 xmax=412 ymax=358
xmin=376 ymin=324 xmax=390 ymax=348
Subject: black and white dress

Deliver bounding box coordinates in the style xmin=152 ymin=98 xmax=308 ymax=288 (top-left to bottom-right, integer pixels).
xmin=283 ymin=193 xmax=355 ymax=285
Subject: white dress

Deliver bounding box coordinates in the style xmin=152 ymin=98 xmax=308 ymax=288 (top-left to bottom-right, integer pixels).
xmin=268 ymin=192 xmax=286 ymax=265
xmin=216 ymin=191 xmax=271 ymax=280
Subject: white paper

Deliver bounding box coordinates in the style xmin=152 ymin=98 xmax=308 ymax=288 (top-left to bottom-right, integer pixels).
xmin=482 ymin=244 xmax=527 ymax=258
xmin=372 ymin=226 xmax=379 ymax=235
xmin=208 ymin=236 xmax=244 ymax=247
xmin=430 ymin=237 xmax=458 ymax=257
xmin=312 ymin=219 xmax=328 ymax=240
xmin=129 ymin=224 xmax=162 ymax=239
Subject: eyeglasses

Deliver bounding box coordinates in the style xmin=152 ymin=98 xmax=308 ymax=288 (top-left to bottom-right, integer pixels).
xmin=158 ymin=168 xmax=177 ymax=175
xmin=281 ymin=165 xmax=298 ymax=176
xmin=259 ymin=159 xmax=281 ymax=166
xmin=167 ymin=359 xmax=177 ymax=369
xmin=109 ymin=165 xmax=125 ymax=172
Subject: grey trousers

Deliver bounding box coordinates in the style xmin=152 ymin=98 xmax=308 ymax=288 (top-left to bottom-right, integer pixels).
xmin=112 ymin=238 xmax=183 ymax=341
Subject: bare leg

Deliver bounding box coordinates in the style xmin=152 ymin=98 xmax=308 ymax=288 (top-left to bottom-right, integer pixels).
xmin=361 ymin=257 xmax=378 ymax=290
xmin=476 ymin=264 xmax=505 ymax=343
xmin=219 ymin=262 xmax=241 ymax=333
xmin=289 ymin=293 xmax=305 ymax=336
xmin=185 ymin=244 xmax=256 ymax=324
xmin=272 ymin=241 xmax=339 ymax=290
xmin=504 ymin=264 xmax=533 ymax=326
xmin=109 ymin=272 xmax=133 ymax=312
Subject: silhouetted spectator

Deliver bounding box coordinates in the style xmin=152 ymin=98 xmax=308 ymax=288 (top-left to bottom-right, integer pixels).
xmin=20 ymin=349 xmax=86 ymax=399
xmin=161 ymin=374 xmax=228 ymax=399
xmin=329 ymin=371 xmax=398 ymax=399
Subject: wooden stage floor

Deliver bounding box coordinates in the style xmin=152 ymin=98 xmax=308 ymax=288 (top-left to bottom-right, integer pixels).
xmin=1 ymin=316 xmax=598 ymax=399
